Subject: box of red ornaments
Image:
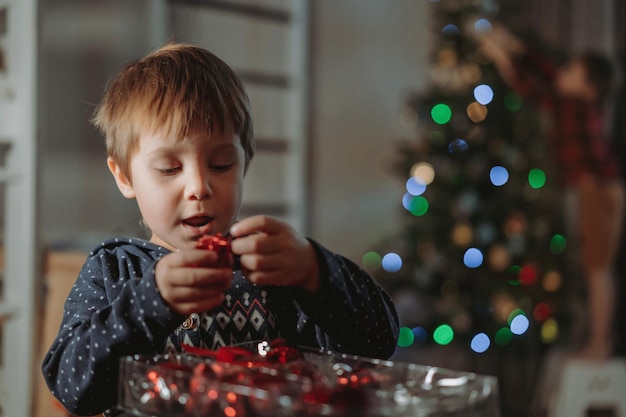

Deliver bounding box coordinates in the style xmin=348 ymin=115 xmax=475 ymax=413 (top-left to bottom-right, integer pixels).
xmin=117 ymin=339 xmax=500 ymax=417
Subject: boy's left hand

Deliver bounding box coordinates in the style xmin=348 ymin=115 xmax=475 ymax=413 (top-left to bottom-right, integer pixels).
xmin=229 ymin=215 xmax=320 ymax=293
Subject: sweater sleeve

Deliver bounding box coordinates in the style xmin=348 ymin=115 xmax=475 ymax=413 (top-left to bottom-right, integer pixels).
xmin=41 ymin=248 xmax=184 ymax=416
xmin=287 ymin=240 xmax=399 ymax=359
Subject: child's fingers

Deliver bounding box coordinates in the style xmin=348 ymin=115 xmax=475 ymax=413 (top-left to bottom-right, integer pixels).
xmin=229 ymin=215 xmax=282 ymax=237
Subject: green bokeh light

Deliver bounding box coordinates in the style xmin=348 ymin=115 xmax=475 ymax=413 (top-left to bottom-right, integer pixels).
xmin=398 ymin=327 xmax=415 ymax=347
xmin=409 ymin=196 xmax=429 ymax=216
xmin=549 ymin=234 xmax=566 ymax=254
xmin=361 ymin=251 xmax=382 ymax=270
xmin=504 ymin=92 xmax=522 ymax=111
xmin=431 ymin=103 xmax=452 ymax=125
xmin=507 ymin=265 xmax=521 ymax=285
xmin=433 ymin=324 xmax=454 ymax=345
xmin=507 ymin=308 xmax=526 ymax=325
xmin=495 ymin=327 xmax=513 ymax=346
xmin=528 ymin=168 xmax=546 ymax=189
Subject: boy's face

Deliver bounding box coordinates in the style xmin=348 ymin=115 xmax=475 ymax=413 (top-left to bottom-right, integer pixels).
xmin=555 ymin=59 xmax=595 ymax=101
xmin=108 ymin=127 xmax=245 ymax=251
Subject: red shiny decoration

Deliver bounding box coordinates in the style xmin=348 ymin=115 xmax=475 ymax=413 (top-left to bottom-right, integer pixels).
xmin=195 ymin=233 xmax=234 ymax=268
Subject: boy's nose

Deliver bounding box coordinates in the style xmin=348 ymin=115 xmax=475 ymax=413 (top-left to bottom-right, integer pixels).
xmin=185 ymin=170 xmax=212 ymax=200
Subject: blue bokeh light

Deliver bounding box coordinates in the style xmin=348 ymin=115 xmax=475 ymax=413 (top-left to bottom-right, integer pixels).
xmin=463 ymin=248 xmax=484 ymax=268
xmin=382 ymin=253 xmax=403 ymax=273
xmin=406 ymin=177 xmax=427 ymax=196
xmin=470 ymin=333 xmax=491 ymax=353
xmin=442 ymin=24 xmax=460 ymax=36
xmin=448 ymin=138 xmax=469 ymax=154
xmin=489 ymin=166 xmax=509 ymax=186
xmin=510 ymin=314 xmax=530 ymax=335
xmin=412 ymin=327 xmax=429 ymax=345
xmin=474 ymin=18 xmax=493 ymax=33
xmin=474 ymin=84 xmax=494 ymax=105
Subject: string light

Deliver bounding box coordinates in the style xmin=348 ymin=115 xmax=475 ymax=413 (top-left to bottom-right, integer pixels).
xmin=470 ymin=333 xmax=491 ymax=353
xmin=473 ymin=84 xmax=494 ymax=105
xmin=489 ymin=166 xmax=509 ymax=186
xmin=433 ymin=324 xmax=454 ymax=345
xmin=431 ymin=103 xmax=452 ymax=124
xmin=361 ymin=251 xmax=382 ymax=270
xmin=528 ymin=168 xmax=546 ymax=189
xmin=549 ymin=234 xmax=566 ymax=254
xmin=463 ymin=248 xmax=484 ymax=268
xmin=382 ymin=253 xmax=402 ymax=273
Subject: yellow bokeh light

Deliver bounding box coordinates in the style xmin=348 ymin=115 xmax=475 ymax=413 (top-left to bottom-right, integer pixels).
xmin=411 ymin=162 xmax=435 ymax=185
xmin=542 ymin=270 xmax=563 ymax=292
xmin=488 ymin=244 xmax=511 ymax=273
xmin=540 ymin=318 xmax=559 ymax=343
xmin=451 ymin=223 xmax=473 ymax=246
xmin=467 ymin=102 xmax=488 ymax=122
xmin=437 ymin=48 xmax=458 ymax=68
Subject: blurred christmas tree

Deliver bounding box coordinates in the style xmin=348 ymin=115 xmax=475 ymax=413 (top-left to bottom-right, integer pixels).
xmin=367 ymin=0 xmax=575 ymax=356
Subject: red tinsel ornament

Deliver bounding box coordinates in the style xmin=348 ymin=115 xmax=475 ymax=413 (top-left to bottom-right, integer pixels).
xmin=195 ymin=233 xmax=234 ymax=268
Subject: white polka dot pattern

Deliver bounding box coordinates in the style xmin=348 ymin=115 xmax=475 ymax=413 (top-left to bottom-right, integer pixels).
xmin=41 ymin=237 xmax=399 ymax=416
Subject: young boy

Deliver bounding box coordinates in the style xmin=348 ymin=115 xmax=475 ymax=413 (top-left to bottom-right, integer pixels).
xmin=480 ymin=26 xmax=625 ymax=360
xmin=42 ymin=43 xmax=399 ymax=416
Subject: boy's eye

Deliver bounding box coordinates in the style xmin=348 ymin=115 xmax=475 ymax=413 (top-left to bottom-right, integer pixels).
xmin=210 ymin=163 xmax=233 ymax=172
xmin=158 ymin=167 xmax=180 ymax=175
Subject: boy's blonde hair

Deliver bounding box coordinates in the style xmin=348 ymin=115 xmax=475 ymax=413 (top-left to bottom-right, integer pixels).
xmin=91 ymin=42 xmax=254 ymax=179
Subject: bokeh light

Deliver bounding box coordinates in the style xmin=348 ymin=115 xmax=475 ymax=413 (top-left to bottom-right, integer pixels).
xmin=489 ymin=165 xmax=509 ymax=186
xmin=474 ymin=18 xmax=493 ymax=33
xmin=504 ymin=92 xmax=522 ymax=111
xmin=540 ymin=318 xmax=559 ymax=343
xmin=549 ymin=234 xmax=566 ymax=254
xmin=467 ymin=102 xmax=488 ymax=123
xmin=473 ymin=84 xmax=494 ymax=105
xmin=382 ymin=253 xmax=402 ymax=273
xmin=433 ymin=324 xmax=454 ymax=345
xmin=533 ymin=302 xmax=551 ymax=322
xmin=448 ymin=138 xmax=469 ymax=154
xmin=411 ymin=162 xmax=435 ymax=185
xmin=488 ymin=244 xmax=511 ymax=272
xmin=507 ymin=265 xmax=521 ymax=285
xmin=463 ymin=247 xmax=484 ymax=268
xmin=519 ymin=263 xmax=538 ymax=285
xmin=402 ymin=193 xmax=413 ymax=210
xmin=507 ymin=308 xmax=525 ymax=325
xmin=406 ymin=177 xmax=427 ymax=196
xmin=431 ymin=103 xmax=452 ymax=124
xmin=542 ymin=270 xmax=563 ymax=292
xmin=510 ymin=314 xmax=530 ymax=335
xmin=495 ymin=327 xmax=513 ymax=346
xmin=361 ymin=251 xmax=382 ymax=270
xmin=470 ymin=333 xmax=491 ymax=353
xmin=451 ymin=223 xmax=473 ymax=246
xmin=412 ymin=327 xmax=429 ymax=345
xmin=437 ymin=48 xmax=458 ymax=68
xmin=398 ymin=327 xmax=415 ymax=347
xmin=528 ymin=168 xmax=546 ymax=189
xmin=441 ymin=24 xmax=460 ymax=36
xmin=408 ymin=196 xmax=429 ymax=216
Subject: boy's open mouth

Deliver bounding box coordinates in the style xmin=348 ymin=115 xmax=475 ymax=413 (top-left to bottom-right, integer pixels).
xmin=184 ymin=216 xmax=212 ymax=228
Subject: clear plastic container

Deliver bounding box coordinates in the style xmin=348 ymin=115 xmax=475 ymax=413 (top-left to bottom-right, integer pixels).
xmin=117 ymin=341 xmax=500 ymax=417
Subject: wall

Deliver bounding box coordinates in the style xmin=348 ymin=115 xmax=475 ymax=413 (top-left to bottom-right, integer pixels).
xmin=309 ymin=0 xmax=429 ymax=260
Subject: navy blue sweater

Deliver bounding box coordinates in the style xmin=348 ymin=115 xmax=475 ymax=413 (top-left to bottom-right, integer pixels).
xmin=42 ymin=237 xmax=399 ymax=416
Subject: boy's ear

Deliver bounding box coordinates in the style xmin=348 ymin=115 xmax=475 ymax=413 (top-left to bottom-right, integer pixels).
xmin=107 ymin=157 xmax=136 ymax=199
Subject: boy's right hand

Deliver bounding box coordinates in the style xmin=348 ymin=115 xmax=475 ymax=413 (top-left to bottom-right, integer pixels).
xmin=154 ymin=250 xmax=232 ymax=315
